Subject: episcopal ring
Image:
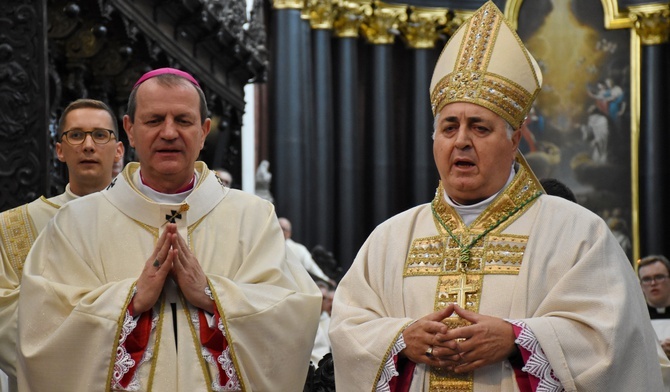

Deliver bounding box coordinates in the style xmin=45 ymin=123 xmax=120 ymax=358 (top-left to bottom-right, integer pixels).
xmin=425 ymin=346 xmax=434 ymax=357
xmin=153 ymin=259 xmax=160 ymax=267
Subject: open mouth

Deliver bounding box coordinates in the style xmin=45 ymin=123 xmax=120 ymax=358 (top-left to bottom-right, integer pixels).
xmin=454 ymin=160 xmax=475 ymax=168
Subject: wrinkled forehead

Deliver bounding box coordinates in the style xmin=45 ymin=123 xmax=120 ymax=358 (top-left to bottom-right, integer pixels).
xmin=439 ymin=101 xmax=503 ymax=120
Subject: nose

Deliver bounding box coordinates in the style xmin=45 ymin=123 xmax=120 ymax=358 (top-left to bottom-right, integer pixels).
xmin=453 ymin=126 xmax=472 ymax=150
xmin=160 ymin=118 xmax=179 ymax=140
xmin=81 ymin=133 xmax=96 ymax=151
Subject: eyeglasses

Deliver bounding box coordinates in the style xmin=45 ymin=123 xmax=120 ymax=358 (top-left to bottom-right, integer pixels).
xmin=60 ymin=129 xmax=116 ymax=145
xmin=640 ymin=274 xmax=670 ymax=285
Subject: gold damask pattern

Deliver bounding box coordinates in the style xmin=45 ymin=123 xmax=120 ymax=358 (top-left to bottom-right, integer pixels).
xmin=405 ymin=233 xmax=527 ymax=278
xmin=0 ymin=205 xmax=37 ymax=277
xmin=430 ymin=3 xmax=532 ymax=129
xmin=429 ymin=1 xmax=542 ymax=130
xmin=455 ymin=7 xmax=494 ymax=71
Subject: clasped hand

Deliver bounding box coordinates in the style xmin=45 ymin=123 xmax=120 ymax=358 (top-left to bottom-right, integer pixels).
xmin=132 ymin=223 xmax=214 ymax=314
xmin=401 ymin=304 xmax=516 ymax=373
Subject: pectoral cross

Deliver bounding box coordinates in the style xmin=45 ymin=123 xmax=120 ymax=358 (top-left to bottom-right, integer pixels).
xmin=165 ymin=210 xmax=183 ymax=223
xmin=106 ymin=177 xmax=117 ymax=190
xmin=162 ymin=204 xmax=190 ymax=226
xmin=447 ymin=273 xmax=477 ymax=308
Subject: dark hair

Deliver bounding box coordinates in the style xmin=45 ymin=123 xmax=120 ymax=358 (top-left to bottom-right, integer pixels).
xmin=126 ymin=73 xmax=208 ymax=124
xmin=57 ymin=99 xmax=118 ymax=139
xmin=638 ymin=255 xmax=670 ymax=277
xmin=540 ymin=178 xmax=576 ymax=203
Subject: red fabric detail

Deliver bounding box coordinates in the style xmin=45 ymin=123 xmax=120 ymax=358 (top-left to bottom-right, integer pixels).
xmin=513 ymin=364 xmax=532 ymax=392
xmin=511 ymin=324 xmax=537 ymax=392
xmin=119 ymin=299 xmax=152 ymax=388
xmin=387 ymin=355 xmax=415 ymax=392
xmin=199 ymin=308 xmax=231 ymax=387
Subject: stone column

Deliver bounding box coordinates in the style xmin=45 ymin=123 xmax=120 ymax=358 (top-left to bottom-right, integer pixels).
xmin=401 ymin=7 xmax=449 ymax=205
xmin=304 ymin=0 xmax=336 ymax=251
xmin=332 ymin=1 xmax=368 ymax=270
xmin=361 ymin=3 xmax=407 ymax=226
xmin=271 ymin=0 xmax=307 ymax=235
xmin=630 ymin=4 xmax=670 ymax=258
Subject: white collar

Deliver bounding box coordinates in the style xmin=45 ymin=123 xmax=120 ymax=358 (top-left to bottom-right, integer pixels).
xmin=444 ymin=165 xmax=516 ymax=226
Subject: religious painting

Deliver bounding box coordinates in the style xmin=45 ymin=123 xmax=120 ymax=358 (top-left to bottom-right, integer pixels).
xmin=515 ymin=0 xmax=633 ymax=260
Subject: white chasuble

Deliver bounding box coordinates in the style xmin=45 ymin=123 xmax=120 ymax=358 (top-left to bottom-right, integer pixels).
xmin=0 ymin=185 xmax=78 ymax=387
xmin=330 ymin=156 xmax=670 ymax=392
xmin=18 ymin=162 xmax=322 ymax=391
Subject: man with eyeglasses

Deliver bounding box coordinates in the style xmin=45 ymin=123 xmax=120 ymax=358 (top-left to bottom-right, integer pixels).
xmin=16 ymin=68 xmax=321 ymax=391
xmin=639 ymin=255 xmax=670 ymax=358
xmin=0 ymin=98 xmax=123 ymax=391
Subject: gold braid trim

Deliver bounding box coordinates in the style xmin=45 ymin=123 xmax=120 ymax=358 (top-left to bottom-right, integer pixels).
xmin=0 ymin=205 xmax=37 ymax=277
xmin=147 ymin=299 xmax=166 ymax=391
xmin=209 ymin=279 xmax=248 ymax=391
xmin=182 ymin=294 xmax=215 ymax=388
xmin=371 ymin=320 xmax=415 ymax=392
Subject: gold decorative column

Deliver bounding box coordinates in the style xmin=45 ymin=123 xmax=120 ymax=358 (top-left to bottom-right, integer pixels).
xmin=400 ymin=7 xmax=449 ymax=49
xmin=333 ymin=0 xmax=371 ymax=38
xmin=628 ymin=3 xmax=670 ymax=259
xmin=270 ymin=0 xmax=310 ymax=242
xmin=272 ymin=0 xmax=304 ymax=9
xmin=304 ymin=0 xmax=336 ymax=29
xmin=303 ymin=0 xmax=339 ymax=249
xmin=629 ymin=4 xmax=670 ymax=45
xmin=360 ymin=1 xmax=407 ymax=44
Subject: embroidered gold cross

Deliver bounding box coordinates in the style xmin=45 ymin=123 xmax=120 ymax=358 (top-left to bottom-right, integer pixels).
xmin=447 ymin=273 xmax=477 ymax=309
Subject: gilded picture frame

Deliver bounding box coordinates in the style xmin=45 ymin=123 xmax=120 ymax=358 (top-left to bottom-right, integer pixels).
xmin=506 ymin=0 xmax=641 ymax=262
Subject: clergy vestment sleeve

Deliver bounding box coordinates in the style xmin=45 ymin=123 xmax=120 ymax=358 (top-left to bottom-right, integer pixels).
xmin=0 ymin=241 xmax=21 ymax=378
xmin=203 ymin=202 xmax=323 ymax=390
xmin=0 ymin=190 xmax=75 ymax=384
xmin=508 ymin=198 xmax=670 ymax=391
xmin=330 ymin=207 xmax=425 ymax=391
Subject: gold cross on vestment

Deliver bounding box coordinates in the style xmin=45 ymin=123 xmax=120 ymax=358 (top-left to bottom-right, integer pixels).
xmin=161 ymin=203 xmax=190 ymax=227
xmin=447 ymin=273 xmax=477 ymax=308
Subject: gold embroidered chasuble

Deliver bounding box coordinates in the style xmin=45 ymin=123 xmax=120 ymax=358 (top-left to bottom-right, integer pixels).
xmin=405 ymin=161 xmax=542 ymax=391
xmin=330 ymin=154 xmax=669 ymax=392
xmin=0 ymin=185 xmax=77 ymax=386
xmin=17 ymin=162 xmax=322 ymax=391
xmin=0 ymin=186 xmax=77 ymax=278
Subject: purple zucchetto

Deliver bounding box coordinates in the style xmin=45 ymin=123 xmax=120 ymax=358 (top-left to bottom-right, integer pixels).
xmin=133 ymin=67 xmax=200 ymax=89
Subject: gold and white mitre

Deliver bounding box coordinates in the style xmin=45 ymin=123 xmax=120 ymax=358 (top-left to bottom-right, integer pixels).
xmin=429 ymin=1 xmax=543 ymax=129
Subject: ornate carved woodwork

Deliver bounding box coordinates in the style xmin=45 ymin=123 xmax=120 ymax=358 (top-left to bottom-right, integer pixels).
xmin=0 ymin=0 xmax=267 ymax=210
xmin=0 ymin=0 xmax=49 ymax=208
